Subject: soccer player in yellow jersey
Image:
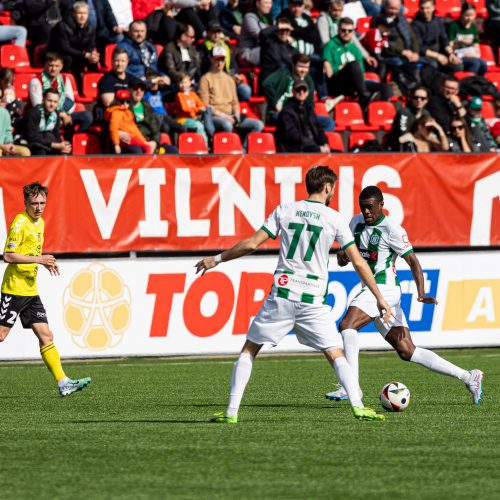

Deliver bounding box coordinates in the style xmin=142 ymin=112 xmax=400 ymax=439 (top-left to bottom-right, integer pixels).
xmin=0 ymin=182 xmax=91 ymax=396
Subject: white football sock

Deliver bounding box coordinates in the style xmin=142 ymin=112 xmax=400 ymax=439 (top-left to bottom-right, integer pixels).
xmin=410 ymin=347 xmax=470 ymax=382
xmin=226 ymin=352 xmax=254 ymax=417
xmin=341 ymin=329 xmax=359 ymax=380
xmin=333 ymin=357 xmax=363 ymax=408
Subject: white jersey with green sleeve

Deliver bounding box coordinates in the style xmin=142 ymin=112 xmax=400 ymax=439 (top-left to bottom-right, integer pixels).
xmin=350 ymin=214 xmax=413 ymax=286
xmin=261 ymin=200 xmax=355 ymax=304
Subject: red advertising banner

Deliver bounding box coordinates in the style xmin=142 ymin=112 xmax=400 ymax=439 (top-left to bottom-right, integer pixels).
xmin=0 ymin=153 xmax=498 ymax=253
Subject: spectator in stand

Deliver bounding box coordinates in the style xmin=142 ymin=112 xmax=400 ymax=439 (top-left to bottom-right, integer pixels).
xmin=372 ymin=0 xmax=422 ymax=96
xmin=117 ymin=20 xmax=171 ymax=93
xmin=199 ymin=46 xmax=263 ymax=144
xmin=175 ymin=73 xmax=214 ymax=146
xmin=387 ymin=85 xmax=431 ymax=150
xmin=0 ymin=69 xmax=25 ymax=135
xmin=176 ymin=0 xmax=219 ymax=39
xmin=258 ymin=17 xmax=297 ymax=84
xmin=447 ymin=117 xmax=480 ymax=152
xmin=95 ymin=47 xmax=135 ymax=124
xmin=105 ymin=88 xmax=154 ymax=154
xmin=275 ymin=80 xmax=330 ymax=153
xmin=238 ymin=0 xmax=273 ymax=67
xmin=219 ymin=0 xmax=243 ymax=38
xmin=23 ymin=89 xmax=72 ymax=156
xmin=159 ymin=23 xmax=202 ymax=86
xmin=29 ymin=52 xmax=92 ymax=137
xmin=0 ymin=24 xmax=27 ymax=46
xmin=145 ymin=3 xmax=177 ymax=45
xmin=399 ymin=115 xmax=448 ymax=151
xmin=262 ymin=53 xmax=335 ymax=132
xmin=318 ymin=0 xmax=379 ymax=70
xmin=132 ymin=0 xmax=162 ymax=20
xmin=323 ymin=17 xmax=392 ymax=112
xmin=412 ymin=0 xmax=461 ymax=72
xmin=93 ymin=0 xmax=126 ymax=52
xmin=271 ymin=0 xmax=288 ymax=20
xmin=47 ymin=2 xmax=100 ymax=89
xmin=448 ymin=2 xmax=487 ymax=77
xmin=199 ymin=22 xmax=251 ymax=101
xmin=427 ymin=75 xmax=466 ymax=134
xmin=0 ymin=88 xmax=30 ymax=157
xmin=466 ymin=96 xmax=497 ymax=152
xmin=24 ymin=0 xmax=62 ymax=52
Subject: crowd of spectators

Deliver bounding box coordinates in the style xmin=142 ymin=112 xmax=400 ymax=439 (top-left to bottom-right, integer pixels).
xmin=0 ymin=0 xmax=498 ymax=155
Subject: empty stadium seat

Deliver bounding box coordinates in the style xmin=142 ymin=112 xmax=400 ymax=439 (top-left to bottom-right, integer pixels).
xmin=348 ymin=132 xmax=377 ymax=150
xmin=480 ymin=101 xmax=495 ymax=119
xmin=178 ymin=132 xmax=208 ymax=154
xmin=0 ymin=45 xmax=41 ymax=73
xmin=101 ymin=43 xmax=117 ymax=71
xmin=435 ymin=0 xmax=462 ymax=18
xmin=212 ymin=132 xmax=243 ymax=154
xmin=334 ymin=102 xmax=373 ymax=131
xmin=13 ymin=72 xmax=35 ymax=100
xmin=325 ymin=132 xmax=345 ymax=151
xmin=486 ymin=72 xmax=500 ymax=89
xmin=368 ymin=101 xmax=396 ymax=131
xmin=240 ymin=101 xmax=262 ymax=121
xmin=454 ymin=71 xmax=476 ymax=80
xmin=80 ymin=72 xmax=104 ymax=103
xmin=364 ymin=72 xmax=381 ymax=83
xmin=247 ymin=132 xmax=276 ymax=153
xmin=469 ymin=0 xmax=488 ymax=17
xmin=356 ymin=17 xmax=372 ymax=34
xmin=72 ymin=133 xmax=102 ymax=155
xmin=403 ymin=0 xmax=419 ymax=17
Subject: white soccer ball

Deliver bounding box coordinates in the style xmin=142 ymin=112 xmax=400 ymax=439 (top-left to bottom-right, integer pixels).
xmin=380 ymin=382 xmax=411 ymax=412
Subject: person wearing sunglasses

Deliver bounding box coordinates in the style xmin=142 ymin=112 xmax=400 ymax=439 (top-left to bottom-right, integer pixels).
xmin=387 ymin=85 xmax=431 ymax=150
xmin=323 ymin=17 xmax=391 ymax=113
xmin=448 ymin=117 xmax=480 ymax=153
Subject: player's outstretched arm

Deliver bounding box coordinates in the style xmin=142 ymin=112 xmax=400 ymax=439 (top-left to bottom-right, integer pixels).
xmin=4 ymin=252 xmax=60 ymax=275
xmin=195 ymin=229 xmax=270 ymax=275
xmin=404 ymin=252 xmax=438 ymax=304
xmin=345 ymin=244 xmax=393 ymax=323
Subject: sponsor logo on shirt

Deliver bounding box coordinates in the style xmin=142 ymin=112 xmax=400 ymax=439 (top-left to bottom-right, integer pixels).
xmin=277 ymin=274 xmax=289 ymax=287
xmin=359 ymin=249 xmax=378 ymax=261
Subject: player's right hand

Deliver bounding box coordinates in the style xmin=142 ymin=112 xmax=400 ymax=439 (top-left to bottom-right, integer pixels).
xmin=195 ymin=256 xmax=217 ymax=275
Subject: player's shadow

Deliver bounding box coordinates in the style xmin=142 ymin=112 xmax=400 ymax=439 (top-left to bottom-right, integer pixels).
xmin=61 ymin=419 xmax=209 ymax=424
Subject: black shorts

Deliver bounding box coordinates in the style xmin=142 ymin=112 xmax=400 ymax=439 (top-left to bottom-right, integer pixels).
xmin=0 ymin=294 xmax=48 ymax=329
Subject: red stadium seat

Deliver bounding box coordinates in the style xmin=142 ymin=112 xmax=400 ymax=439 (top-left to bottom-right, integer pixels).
xmin=486 ymin=72 xmax=500 ymax=90
xmin=469 ymin=0 xmax=488 ymax=18
xmin=325 ymin=131 xmax=345 ymax=151
xmin=13 ymin=72 xmax=36 ymax=100
xmin=80 ymin=72 xmax=104 ymax=103
xmin=480 ymin=101 xmax=495 ymax=119
xmin=247 ymin=132 xmax=276 ymax=153
xmin=403 ymin=0 xmax=419 ymax=17
xmin=160 ymin=133 xmax=172 ymax=145
xmin=334 ymin=102 xmax=373 ymax=131
xmin=240 ymin=101 xmax=261 ymax=121
xmin=435 ymin=0 xmax=462 ymax=18
xmin=212 ymin=132 xmax=243 ymax=154
xmin=100 ymin=43 xmax=117 ymax=71
xmin=364 ymin=72 xmax=381 ymax=83
xmin=72 ymin=133 xmax=102 ymax=155
xmin=480 ymin=45 xmax=498 ymax=71
xmin=356 ymin=17 xmax=372 ymax=34
xmin=178 ymin=132 xmax=208 ymax=154
xmin=314 ymin=102 xmax=329 ymax=117
xmin=348 ymin=132 xmax=377 ymax=150
xmin=454 ymin=71 xmax=476 ymax=80
xmin=0 ymin=45 xmax=41 ymax=73
xmin=63 ymin=73 xmax=84 ymax=102
xmin=33 ymin=44 xmax=47 ymax=68
xmin=367 ymin=101 xmax=396 ymax=131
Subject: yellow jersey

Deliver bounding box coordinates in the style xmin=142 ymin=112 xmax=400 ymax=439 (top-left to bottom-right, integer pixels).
xmin=2 ymin=211 xmax=44 ymax=296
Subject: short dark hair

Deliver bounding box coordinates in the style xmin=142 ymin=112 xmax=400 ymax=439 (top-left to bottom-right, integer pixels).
xmin=24 ymin=182 xmax=48 ymax=201
xmin=412 ymin=85 xmax=429 ymax=97
xmin=293 ymin=53 xmax=311 ymax=66
xmin=443 ymin=75 xmax=459 ymax=86
xmin=112 ymin=47 xmax=129 ymax=59
xmin=359 ymin=186 xmax=383 ymax=202
xmin=45 ymin=52 xmax=64 ymax=64
xmin=338 ymin=16 xmax=354 ymax=26
xmin=43 ymin=88 xmax=59 ymax=99
xmin=305 ymin=166 xmax=337 ymax=195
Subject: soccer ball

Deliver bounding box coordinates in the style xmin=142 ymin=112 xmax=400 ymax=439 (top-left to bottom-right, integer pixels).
xmin=380 ymin=382 xmax=411 ymax=412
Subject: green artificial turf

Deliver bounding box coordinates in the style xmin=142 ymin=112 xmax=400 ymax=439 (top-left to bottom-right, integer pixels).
xmin=0 ymin=348 xmax=498 ymax=500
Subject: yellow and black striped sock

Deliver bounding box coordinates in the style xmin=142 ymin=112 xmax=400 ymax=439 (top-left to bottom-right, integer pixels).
xmin=40 ymin=342 xmax=66 ymax=383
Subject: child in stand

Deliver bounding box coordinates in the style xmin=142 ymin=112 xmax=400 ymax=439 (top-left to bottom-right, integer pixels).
xmin=174 ymin=73 xmax=214 ymax=146
xmin=104 ymin=89 xmax=154 ymax=154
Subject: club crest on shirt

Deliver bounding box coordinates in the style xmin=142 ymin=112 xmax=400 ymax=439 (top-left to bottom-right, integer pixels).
xmin=369 ymin=234 xmax=380 ymax=245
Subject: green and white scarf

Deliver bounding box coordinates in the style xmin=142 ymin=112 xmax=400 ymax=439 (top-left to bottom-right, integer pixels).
xmin=41 ymin=72 xmax=66 ymax=111
xmin=36 ymin=104 xmax=58 ymax=132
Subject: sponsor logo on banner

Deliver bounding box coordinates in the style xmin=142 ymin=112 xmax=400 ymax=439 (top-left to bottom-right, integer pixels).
xmin=327 ymin=269 xmax=439 ymax=332
xmin=63 ymin=263 xmax=131 ymax=350
xmin=442 ymin=279 xmax=500 ymax=330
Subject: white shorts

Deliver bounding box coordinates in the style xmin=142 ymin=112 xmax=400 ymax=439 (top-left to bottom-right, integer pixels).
xmin=349 ymin=284 xmax=408 ymax=337
xmin=247 ymin=295 xmax=342 ymax=351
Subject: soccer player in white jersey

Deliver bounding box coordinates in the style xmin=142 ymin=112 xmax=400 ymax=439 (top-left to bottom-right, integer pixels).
xmin=325 ymin=186 xmax=484 ymax=404
xmin=196 ymin=166 xmax=393 ymax=423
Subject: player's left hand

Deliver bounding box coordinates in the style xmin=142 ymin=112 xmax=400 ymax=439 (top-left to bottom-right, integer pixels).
xmin=418 ymin=295 xmax=438 ymax=304
xmin=44 ymin=262 xmax=60 ymax=276
xmin=195 ymin=256 xmax=217 ymax=275
xmin=377 ymin=299 xmax=393 ymax=324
